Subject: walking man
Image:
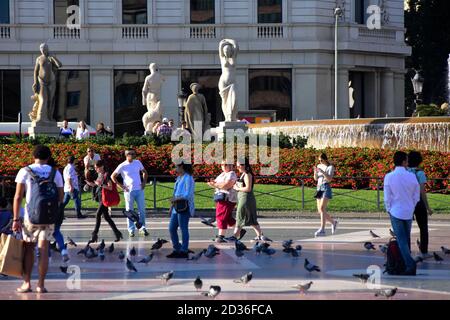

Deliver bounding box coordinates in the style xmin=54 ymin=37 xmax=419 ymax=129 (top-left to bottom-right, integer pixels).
xmin=13 ymin=145 xmax=64 ymax=293
xmin=384 ymin=151 xmax=420 ymax=275
xmin=62 ymin=156 xmax=85 ymax=219
xmin=112 ymin=149 xmax=149 ymax=237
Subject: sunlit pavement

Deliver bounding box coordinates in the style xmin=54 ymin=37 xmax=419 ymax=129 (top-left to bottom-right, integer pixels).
xmin=1 ymin=218 xmax=450 ymax=300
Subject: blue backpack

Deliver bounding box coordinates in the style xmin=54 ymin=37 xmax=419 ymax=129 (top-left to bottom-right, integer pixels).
xmin=25 ymin=166 xmax=59 ymax=225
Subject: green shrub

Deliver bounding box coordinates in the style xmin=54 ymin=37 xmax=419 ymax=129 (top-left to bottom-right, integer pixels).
xmin=414 ymin=104 xmax=447 ymax=117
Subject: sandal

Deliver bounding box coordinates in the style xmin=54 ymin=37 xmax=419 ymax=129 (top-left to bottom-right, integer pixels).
xmin=16 ymin=287 xmax=32 ymax=293
xmin=36 ymin=287 xmax=48 ymax=294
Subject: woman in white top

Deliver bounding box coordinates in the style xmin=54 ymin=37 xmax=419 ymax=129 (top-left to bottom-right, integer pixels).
xmin=76 ymin=120 xmax=90 ymax=140
xmin=313 ymin=153 xmax=338 ymax=237
xmin=207 ymin=160 xmax=237 ymax=243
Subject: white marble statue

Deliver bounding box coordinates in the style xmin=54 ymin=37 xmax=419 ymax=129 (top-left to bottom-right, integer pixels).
xmin=30 ymin=43 xmax=62 ymax=123
xmin=185 ymin=83 xmax=209 ymax=138
xmin=218 ymin=39 xmax=239 ymax=122
xmin=142 ymin=63 xmax=165 ymax=134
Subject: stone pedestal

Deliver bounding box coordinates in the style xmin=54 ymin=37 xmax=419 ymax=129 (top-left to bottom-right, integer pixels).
xmin=213 ymin=121 xmax=248 ymax=141
xmin=28 ymin=121 xmax=60 ymax=138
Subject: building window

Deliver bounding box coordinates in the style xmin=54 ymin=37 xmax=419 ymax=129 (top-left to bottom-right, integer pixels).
xmin=0 ymin=70 xmax=20 ymax=122
xmin=55 ymin=70 xmax=89 ymax=122
xmin=54 ymin=0 xmax=79 ymax=24
xmin=114 ymin=70 xmax=148 ymax=136
xmin=0 ymin=0 xmax=10 ymax=24
xmin=190 ymin=0 xmax=215 ymax=24
xmin=258 ymin=0 xmax=282 ymax=24
xmin=355 ymin=0 xmax=370 ymax=24
xmin=249 ymin=69 xmax=292 ymax=121
xmin=122 ymin=0 xmax=148 ymax=24
xmin=181 ymin=69 xmax=222 ymax=125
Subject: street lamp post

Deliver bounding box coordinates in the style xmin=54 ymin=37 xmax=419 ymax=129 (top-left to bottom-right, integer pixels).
xmin=411 ymin=71 xmax=424 ymax=114
xmin=334 ymin=7 xmax=343 ymax=120
xmin=177 ymin=90 xmax=188 ymax=126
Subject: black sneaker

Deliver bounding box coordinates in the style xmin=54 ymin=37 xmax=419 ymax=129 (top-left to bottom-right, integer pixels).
xmin=225 ymin=236 xmax=238 ymax=242
xmin=215 ymin=236 xmax=227 ymax=243
xmin=77 ymin=214 xmax=87 ymax=219
xmin=166 ymin=251 xmax=180 ymax=258
xmin=238 ymin=229 xmax=247 ymax=240
xmin=177 ymin=252 xmax=189 ymax=259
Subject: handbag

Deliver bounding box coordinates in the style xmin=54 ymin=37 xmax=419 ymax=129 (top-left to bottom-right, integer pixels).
xmin=213 ymin=192 xmax=227 ymax=202
xmin=102 ymin=183 xmax=120 ymax=207
xmin=173 ymin=199 xmax=189 ymax=214
xmin=0 ymin=233 xmax=24 ymax=278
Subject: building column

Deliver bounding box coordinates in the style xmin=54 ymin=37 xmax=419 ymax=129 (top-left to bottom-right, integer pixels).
xmin=394 ymin=72 xmax=406 ymax=117
xmin=21 ymin=68 xmax=34 ymax=117
xmin=380 ymin=71 xmax=395 ymax=117
xmin=337 ymin=68 xmax=350 ymax=119
xmin=236 ymin=67 xmax=248 ymax=111
xmin=90 ymin=69 xmax=113 ymax=128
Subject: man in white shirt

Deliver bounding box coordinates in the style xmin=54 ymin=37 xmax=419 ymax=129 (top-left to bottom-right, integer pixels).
xmin=12 ymin=145 xmax=64 ymax=293
xmin=62 ymin=156 xmax=85 ymax=219
xmin=112 ymin=149 xmax=149 ymax=237
xmin=384 ymin=151 xmax=420 ymax=275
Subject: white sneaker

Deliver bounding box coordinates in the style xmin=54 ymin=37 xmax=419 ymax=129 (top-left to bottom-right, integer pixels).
xmin=331 ymin=220 xmax=338 ymax=235
xmin=314 ymin=229 xmax=326 ymax=237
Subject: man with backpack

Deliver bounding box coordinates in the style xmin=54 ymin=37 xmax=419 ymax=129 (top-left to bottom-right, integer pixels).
xmin=12 ymin=145 xmax=64 ymax=293
xmin=384 ymin=151 xmax=420 ymax=276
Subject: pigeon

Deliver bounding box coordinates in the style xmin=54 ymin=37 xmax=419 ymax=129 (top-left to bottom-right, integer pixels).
xmin=138 ymin=253 xmax=154 ymax=264
xmin=235 ymin=249 xmax=244 ymax=258
xmin=353 ymin=273 xmax=371 ymax=283
xmin=204 ymin=245 xmax=220 ymax=258
xmin=389 ymin=229 xmax=396 ymax=237
xmin=67 ymin=237 xmax=77 ymax=247
xmin=200 ymin=217 xmax=216 ymax=228
xmin=235 ymin=240 xmax=250 ymax=251
xmin=433 ymin=252 xmax=444 ymax=262
xmin=85 ymin=245 xmax=98 ymax=259
xmin=290 ymin=248 xmax=299 ymax=257
xmin=261 ymin=245 xmax=276 ymax=257
xmin=151 ymin=238 xmax=169 ymax=250
xmin=99 ymin=249 xmax=105 ymax=261
xmin=126 ymin=258 xmax=137 ymax=272
xmin=379 ymin=244 xmax=388 ymax=254
xmin=203 ymin=285 xmax=221 ymax=299
xmin=304 ymin=258 xmax=321 ymax=273
xmin=194 ymin=276 xmax=203 ymax=291
xmin=375 ymin=287 xmax=397 ymax=299
xmin=253 ymin=241 xmax=263 ymax=255
xmin=295 ymin=245 xmax=303 ymax=252
xmin=130 ymin=247 xmax=137 ymax=257
xmin=157 ymin=271 xmax=174 ymax=285
xmin=234 ymin=272 xmax=253 ymax=285
xmin=118 ymin=251 xmax=125 ymax=261
xmin=187 ymin=250 xmax=206 ymax=261
xmin=292 ymin=281 xmax=313 ymax=293
xmin=282 ymin=239 xmax=293 ymax=250
xmin=96 ymin=239 xmax=105 ymax=252
xmin=60 ymin=265 xmax=68 ymax=274
xmin=370 ymin=230 xmax=380 ymax=238
xmin=364 ymin=242 xmax=376 ymax=251
xmin=441 ymin=246 xmax=450 ymax=255
xmin=77 ymin=244 xmax=90 ymax=256
xmin=108 ymin=243 xmax=115 ymax=253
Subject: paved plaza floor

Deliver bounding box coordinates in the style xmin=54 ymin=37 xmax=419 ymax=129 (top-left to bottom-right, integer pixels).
xmin=1 ymin=217 xmax=450 ymax=300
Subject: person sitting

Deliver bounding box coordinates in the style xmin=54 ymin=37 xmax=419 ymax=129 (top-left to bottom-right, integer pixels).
xmin=76 ymin=120 xmax=90 ymax=140
xmin=152 ymin=121 xmax=161 ymax=135
xmin=157 ymin=118 xmax=172 ymax=138
xmin=96 ymin=122 xmax=110 ymax=137
xmin=59 ymin=120 xmax=74 ymax=139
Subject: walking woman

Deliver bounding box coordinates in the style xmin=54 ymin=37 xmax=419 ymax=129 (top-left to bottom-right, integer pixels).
xmin=167 ymin=162 xmax=195 ymax=259
xmin=227 ymin=158 xmax=271 ymax=242
xmin=85 ymin=160 xmax=122 ymax=243
xmin=408 ymin=151 xmax=433 ymax=260
xmin=313 ymin=153 xmax=338 ymax=237
xmin=207 ymin=160 xmax=237 ymax=243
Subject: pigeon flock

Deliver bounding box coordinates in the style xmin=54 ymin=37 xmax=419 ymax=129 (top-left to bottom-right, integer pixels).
xmin=52 ymin=224 xmax=450 ymax=300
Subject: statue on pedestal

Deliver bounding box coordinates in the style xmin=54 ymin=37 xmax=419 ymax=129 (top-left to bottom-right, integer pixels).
xmin=142 ymin=63 xmax=165 ymax=134
xmin=29 ymin=43 xmax=62 ymax=124
xmin=184 ymin=83 xmax=209 ymax=138
xmin=218 ymin=39 xmax=239 ymax=122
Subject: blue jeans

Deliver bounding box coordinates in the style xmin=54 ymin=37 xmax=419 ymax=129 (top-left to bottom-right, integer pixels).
xmin=169 ymin=212 xmax=190 ymax=253
xmin=124 ymin=190 xmax=146 ymax=232
xmin=61 ymin=189 xmax=82 ymax=215
xmin=390 ymin=214 xmax=416 ymax=271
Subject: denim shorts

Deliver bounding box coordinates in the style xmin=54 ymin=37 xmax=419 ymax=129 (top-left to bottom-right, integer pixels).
xmin=317 ymin=183 xmax=333 ymax=199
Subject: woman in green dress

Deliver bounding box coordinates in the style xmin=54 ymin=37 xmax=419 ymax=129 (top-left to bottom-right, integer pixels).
xmin=226 ymin=158 xmax=272 ymax=242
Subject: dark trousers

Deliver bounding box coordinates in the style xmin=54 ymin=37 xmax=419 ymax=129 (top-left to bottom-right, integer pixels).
xmin=414 ymin=199 xmax=429 ymax=254
xmin=93 ymin=203 xmax=121 ymax=237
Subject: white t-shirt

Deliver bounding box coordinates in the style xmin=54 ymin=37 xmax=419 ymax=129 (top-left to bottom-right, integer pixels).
xmin=215 ymin=171 xmax=238 ymax=203
xmin=317 ymin=164 xmax=335 ymax=186
xmin=113 ymin=160 xmax=145 ymax=192
xmin=83 ymin=153 xmax=101 ymax=169
xmin=63 ymin=163 xmax=79 ymax=192
xmin=15 ymin=164 xmax=64 ymax=221
xmin=76 ymin=128 xmax=90 ymax=140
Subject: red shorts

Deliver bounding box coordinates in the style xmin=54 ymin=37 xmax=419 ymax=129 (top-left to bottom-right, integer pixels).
xmin=215 ymin=200 xmax=236 ymax=230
